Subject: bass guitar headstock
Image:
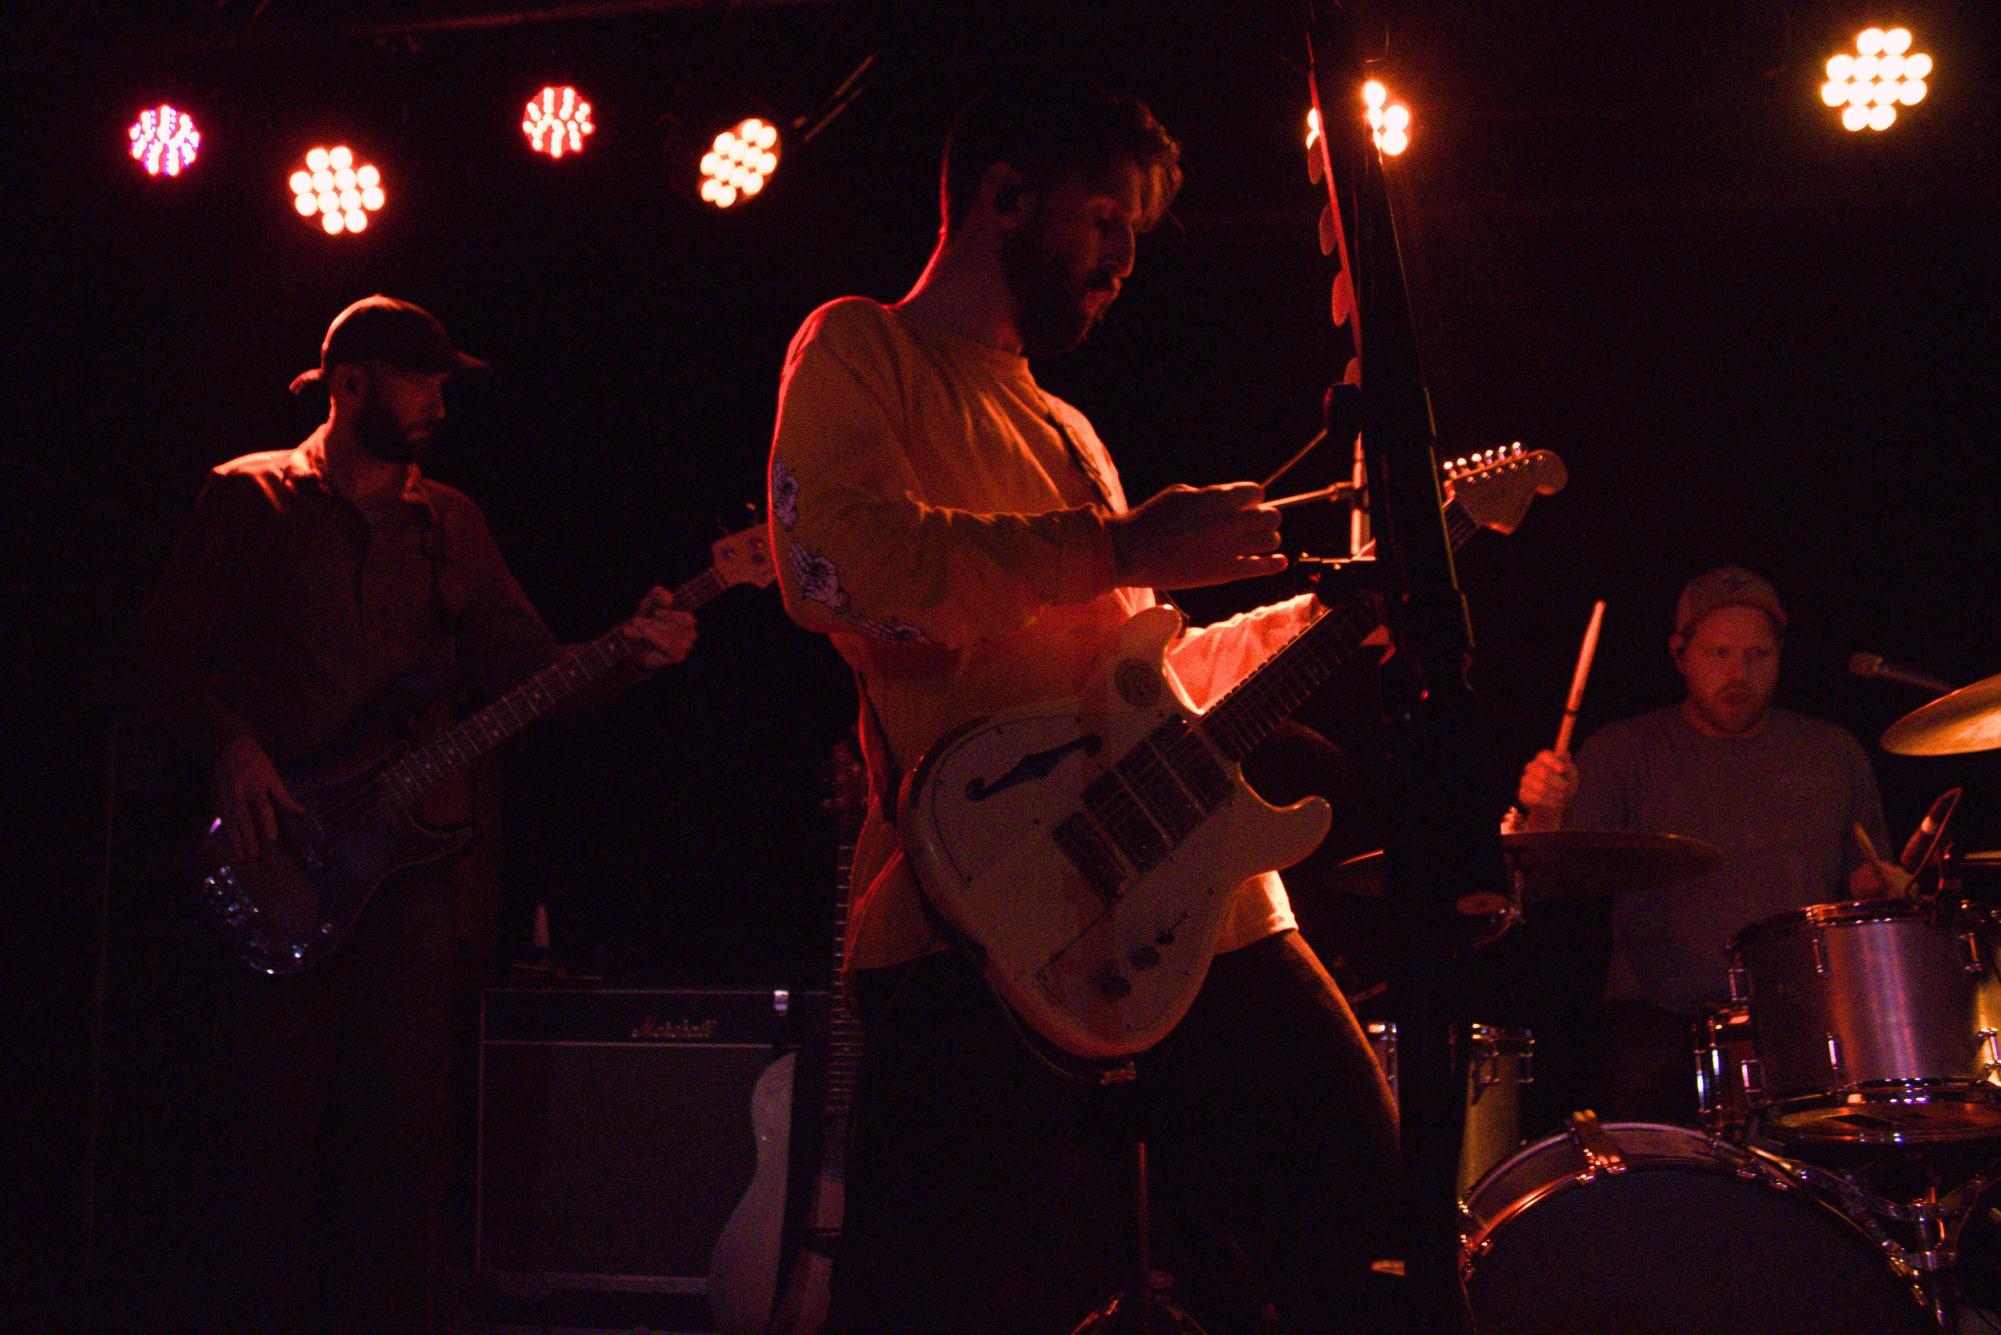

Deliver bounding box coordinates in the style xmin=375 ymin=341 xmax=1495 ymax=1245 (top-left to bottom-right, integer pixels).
xmin=712 ymin=518 xmax=778 ymax=592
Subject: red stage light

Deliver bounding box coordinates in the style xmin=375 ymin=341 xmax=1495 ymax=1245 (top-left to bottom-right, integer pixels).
xmin=129 ymin=105 xmax=201 ymax=177
xmin=524 ymin=85 xmax=594 ymax=159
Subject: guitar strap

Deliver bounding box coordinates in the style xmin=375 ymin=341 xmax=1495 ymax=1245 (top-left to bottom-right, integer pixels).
xmin=1041 ymin=401 xmax=1115 ymax=511
xmin=849 ymin=667 xmax=901 ymax=829
xmin=1043 ymin=398 xmax=1185 ymax=617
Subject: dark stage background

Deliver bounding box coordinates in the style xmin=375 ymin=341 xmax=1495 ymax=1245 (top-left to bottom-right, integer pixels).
xmin=10 ymin=0 xmax=2001 ymax=1321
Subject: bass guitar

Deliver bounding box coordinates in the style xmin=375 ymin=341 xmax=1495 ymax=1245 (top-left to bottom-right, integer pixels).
xmin=193 ymin=523 xmax=775 ymax=974
xmin=898 ymin=448 xmax=1565 ymax=1059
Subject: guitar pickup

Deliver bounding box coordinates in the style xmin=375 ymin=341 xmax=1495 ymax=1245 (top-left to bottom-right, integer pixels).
xmin=1052 ymin=814 xmax=1126 ymax=902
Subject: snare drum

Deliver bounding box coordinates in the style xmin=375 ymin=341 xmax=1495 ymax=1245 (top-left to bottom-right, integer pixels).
xmin=1366 ymin=1021 xmax=1531 ymax=1194
xmin=1729 ymin=897 xmax=2001 ymax=1142
xmin=1461 ymin=1120 xmax=1930 ymax=1335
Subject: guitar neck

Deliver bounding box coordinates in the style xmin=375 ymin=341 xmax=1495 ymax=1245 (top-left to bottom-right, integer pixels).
xmin=822 ymin=830 xmax=863 ymax=1122
xmin=1199 ymin=494 xmax=1476 ymax=764
xmin=383 ymin=563 xmax=725 ymax=805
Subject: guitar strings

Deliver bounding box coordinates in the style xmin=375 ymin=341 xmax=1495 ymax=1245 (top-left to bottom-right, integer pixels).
xmin=279 ymin=563 xmax=741 ymax=842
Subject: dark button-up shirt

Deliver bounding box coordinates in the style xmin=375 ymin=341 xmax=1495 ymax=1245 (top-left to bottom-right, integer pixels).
xmin=135 ymin=428 xmax=562 ymax=768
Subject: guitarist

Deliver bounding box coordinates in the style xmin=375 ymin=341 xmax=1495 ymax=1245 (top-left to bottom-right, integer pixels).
xmin=768 ymin=83 xmax=1398 ymax=1335
xmin=131 ymin=295 xmax=695 ymax=1332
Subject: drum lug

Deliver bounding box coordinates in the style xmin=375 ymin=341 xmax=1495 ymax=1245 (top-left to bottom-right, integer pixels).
xmin=1980 ymin=1028 xmax=2001 ymax=1076
xmin=1740 ymin=1055 xmax=1764 ymax=1100
xmin=1727 ymin=963 xmax=1751 ymax=1002
xmin=1960 ymin=931 xmax=1986 ymax=974
xmin=1564 ymin=1110 xmax=1627 ymax=1178
xmin=1826 ymin=1031 xmax=1845 ymax=1078
xmin=1810 ymin=934 xmax=1831 ymax=977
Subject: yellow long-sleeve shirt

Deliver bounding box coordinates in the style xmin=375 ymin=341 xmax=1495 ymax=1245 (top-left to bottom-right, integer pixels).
xmin=768 ymin=297 xmax=1316 ymax=971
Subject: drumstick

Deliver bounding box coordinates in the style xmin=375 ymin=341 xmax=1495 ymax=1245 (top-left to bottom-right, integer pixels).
xmin=1269 ymin=481 xmax=1358 ymax=509
xmin=1554 ymin=600 xmax=1607 ymax=756
xmin=1851 ymin=821 xmax=1880 ymax=866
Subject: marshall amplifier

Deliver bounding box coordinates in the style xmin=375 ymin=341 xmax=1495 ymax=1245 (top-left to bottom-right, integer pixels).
xmin=475 ymin=984 xmax=827 ymax=1291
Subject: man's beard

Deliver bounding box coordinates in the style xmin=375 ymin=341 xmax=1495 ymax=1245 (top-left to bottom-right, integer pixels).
xmin=1001 ymin=223 xmax=1115 ymax=358
xmin=354 ymin=393 xmax=432 ymax=466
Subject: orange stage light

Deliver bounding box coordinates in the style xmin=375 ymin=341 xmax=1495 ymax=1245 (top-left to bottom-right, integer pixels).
xmin=290 ymin=146 xmax=384 ymax=235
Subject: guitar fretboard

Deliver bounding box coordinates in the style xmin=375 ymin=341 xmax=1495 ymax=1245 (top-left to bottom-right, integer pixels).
xmin=1200 ymin=493 xmax=1475 ymax=762
xmin=1041 ymin=493 xmax=1486 ymax=903
xmin=824 ymin=836 xmax=863 ymax=1120
xmin=380 ymin=562 xmax=730 ymax=807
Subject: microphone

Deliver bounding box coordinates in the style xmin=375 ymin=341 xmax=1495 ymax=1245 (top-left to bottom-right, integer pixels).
xmin=1849 ymin=651 xmax=1959 ymax=697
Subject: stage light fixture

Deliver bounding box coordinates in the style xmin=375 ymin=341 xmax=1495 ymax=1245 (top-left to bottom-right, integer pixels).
xmin=289 ymin=146 xmax=384 ymax=235
xmin=1822 ymin=27 xmax=1928 ymax=131
xmin=523 ymin=85 xmax=594 ymax=159
xmin=697 ymin=117 xmax=780 ymax=209
xmin=1304 ymin=85 xmax=1410 ymax=156
xmin=129 ymin=104 xmax=201 ymax=177
xmin=1363 ymin=80 xmax=1411 ymax=156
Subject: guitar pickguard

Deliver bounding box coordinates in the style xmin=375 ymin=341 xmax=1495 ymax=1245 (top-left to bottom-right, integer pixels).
xmin=902 ymin=607 xmax=1331 ymax=1058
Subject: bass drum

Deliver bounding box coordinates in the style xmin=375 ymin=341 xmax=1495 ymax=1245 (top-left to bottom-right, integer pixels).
xmin=1461 ymin=1122 xmax=1930 ymax=1335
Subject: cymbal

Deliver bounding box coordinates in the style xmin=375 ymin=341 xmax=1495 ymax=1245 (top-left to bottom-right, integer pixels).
xmin=1317 ymin=830 xmax=1725 ymax=902
xmin=1882 ymin=672 xmax=2001 ymax=756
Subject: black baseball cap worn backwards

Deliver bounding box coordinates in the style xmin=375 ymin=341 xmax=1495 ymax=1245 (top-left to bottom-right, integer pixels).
xmin=289 ymin=294 xmax=488 ymax=394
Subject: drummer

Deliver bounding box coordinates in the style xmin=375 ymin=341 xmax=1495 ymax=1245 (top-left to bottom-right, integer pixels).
xmin=1513 ymin=566 xmax=1908 ymax=1123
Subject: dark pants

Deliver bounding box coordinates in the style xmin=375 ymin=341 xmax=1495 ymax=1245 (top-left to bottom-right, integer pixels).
xmin=832 ymin=930 xmax=1402 ymax=1335
xmin=1598 ymin=1000 xmax=1700 ymax=1126
xmin=180 ymin=872 xmax=463 ymax=1334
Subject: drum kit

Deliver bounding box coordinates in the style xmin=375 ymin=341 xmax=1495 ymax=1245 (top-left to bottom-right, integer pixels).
xmin=1328 ymin=673 xmax=2001 ymax=1333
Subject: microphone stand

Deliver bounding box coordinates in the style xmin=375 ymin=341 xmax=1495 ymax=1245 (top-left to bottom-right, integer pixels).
xmin=1305 ymin=7 xmax=1509 ymax=1330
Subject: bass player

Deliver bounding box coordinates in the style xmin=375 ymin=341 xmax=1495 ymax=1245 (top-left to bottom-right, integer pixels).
xmin=131 ymin=295 xmax=695 ymax=1332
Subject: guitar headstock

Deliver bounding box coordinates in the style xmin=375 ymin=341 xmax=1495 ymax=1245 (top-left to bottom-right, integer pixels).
xmin=1442 ymin=444 xmax=1568 ymax=536
xmin=712 ymin=521 xmax=777 ymax=591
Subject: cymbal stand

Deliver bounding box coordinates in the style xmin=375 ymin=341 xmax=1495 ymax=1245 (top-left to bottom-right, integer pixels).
xmin=1775 ymin=1143 xmax=2001 ymax=1331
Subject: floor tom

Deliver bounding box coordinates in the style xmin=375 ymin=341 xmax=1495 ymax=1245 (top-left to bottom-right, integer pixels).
xmin=1729 ymin=898 xmax=2001 ymax=1142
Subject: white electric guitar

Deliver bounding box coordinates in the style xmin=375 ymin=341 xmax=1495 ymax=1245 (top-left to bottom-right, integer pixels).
xmin=898 ymin=448 xmax=1567 ymax=1059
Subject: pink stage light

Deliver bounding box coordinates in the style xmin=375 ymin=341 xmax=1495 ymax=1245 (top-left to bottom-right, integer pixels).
xmin=524 ymin=85 xmax=595 ymax=159
xmin=130 ymin=105 xmax=201 ymax=177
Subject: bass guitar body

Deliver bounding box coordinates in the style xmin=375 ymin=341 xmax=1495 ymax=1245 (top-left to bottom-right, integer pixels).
xmin=900 ymin=605 xmax=1332 ymax=1060
xmin=193 ymin=730 xmax=472 ymax=975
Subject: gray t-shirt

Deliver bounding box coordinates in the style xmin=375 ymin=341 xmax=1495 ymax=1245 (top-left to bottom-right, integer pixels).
xmin=1565 ymin=705 xmax=1889 ymax=1013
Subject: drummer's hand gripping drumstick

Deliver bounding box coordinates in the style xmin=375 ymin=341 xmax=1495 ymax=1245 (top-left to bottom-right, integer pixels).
xmin=1554 ymin=600 xmax=1608 ymax=757
xmin=1504 ymin=600 xmax=1606 ymax=834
